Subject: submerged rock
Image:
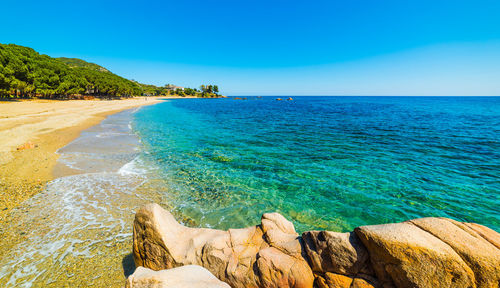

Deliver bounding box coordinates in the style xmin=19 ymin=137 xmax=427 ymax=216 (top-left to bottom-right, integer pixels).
xmin=132 ymin=204 xmax=500 ymax=288
xmin=125 ymin=265 xmax=231 ymax=288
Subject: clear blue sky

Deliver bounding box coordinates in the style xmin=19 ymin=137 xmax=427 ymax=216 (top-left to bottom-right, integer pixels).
xmin=1 ymin=0 xmax=499 ymax=95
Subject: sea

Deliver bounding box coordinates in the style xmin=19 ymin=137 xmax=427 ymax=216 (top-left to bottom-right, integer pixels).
xmin=0 ymin=96 xmax=499 ymax=287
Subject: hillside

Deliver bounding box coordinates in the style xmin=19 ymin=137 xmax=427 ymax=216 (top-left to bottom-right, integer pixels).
xmin=0 ymin=43 xmax=222 ymax=99
xmin=57 ymin=57 xmax=109 ymax=73
xmin=0 ymin=44 xmax=144 ymax=98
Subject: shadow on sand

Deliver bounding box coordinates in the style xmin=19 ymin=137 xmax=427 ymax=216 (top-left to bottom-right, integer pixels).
xmin=122 ymin=253 xmax=136 ymax=278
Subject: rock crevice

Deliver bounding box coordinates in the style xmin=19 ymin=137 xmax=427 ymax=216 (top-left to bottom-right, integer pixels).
xmin=409 ymin=218 xmax=500 ymax=288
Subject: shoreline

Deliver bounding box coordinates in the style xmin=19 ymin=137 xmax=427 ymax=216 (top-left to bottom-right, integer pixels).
xmin=0 ymin=106 xmax=169 ymax=287
xmin=0 ymin=97 xmax=172 ymax=221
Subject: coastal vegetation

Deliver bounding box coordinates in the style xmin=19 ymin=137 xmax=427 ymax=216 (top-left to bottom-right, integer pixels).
xmin=0 ymin=43 xmax=221 ymax=99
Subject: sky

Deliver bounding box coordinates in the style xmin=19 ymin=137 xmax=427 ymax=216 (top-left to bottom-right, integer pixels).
xmin=1 ymin=0 xmax=499 ymax=96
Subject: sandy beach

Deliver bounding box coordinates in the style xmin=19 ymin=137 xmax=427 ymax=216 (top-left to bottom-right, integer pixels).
xmin=0 ymin=97 xmax=168 ymax=220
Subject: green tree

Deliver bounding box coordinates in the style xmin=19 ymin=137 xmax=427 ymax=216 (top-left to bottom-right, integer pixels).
xmin=0 ymin=43 xmax=221 ymax=99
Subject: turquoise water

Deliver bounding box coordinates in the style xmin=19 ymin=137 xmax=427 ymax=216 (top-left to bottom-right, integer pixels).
xmin=133 ymin=97 xmax=500 ymax=232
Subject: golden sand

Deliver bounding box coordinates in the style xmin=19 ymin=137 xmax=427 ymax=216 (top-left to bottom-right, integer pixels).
xmin=0 ymin=97 xmax=168 ymax=221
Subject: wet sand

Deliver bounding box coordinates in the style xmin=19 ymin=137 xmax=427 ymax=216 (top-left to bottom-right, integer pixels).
xmin=0 ymin=98 xmax=167 ymax=221
xmin=0 ymin=108 xmax=172 ymax=287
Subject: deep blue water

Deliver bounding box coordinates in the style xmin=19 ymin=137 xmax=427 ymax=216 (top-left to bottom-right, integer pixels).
xmin=133 ymin=96 xmax=500 ymax=232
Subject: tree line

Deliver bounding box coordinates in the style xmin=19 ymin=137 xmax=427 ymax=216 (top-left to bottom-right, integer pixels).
xmin=0 ymin=43 xmax=222 ymax=99
xmin=142 ymin=85 xmax=220 ymax=98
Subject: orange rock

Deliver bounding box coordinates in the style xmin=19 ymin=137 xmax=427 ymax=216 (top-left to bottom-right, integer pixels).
xmin=16 ymin=141 xmax=37 ymax=151
xmin=355 ymin=221 xmax=476 ymax=288
xmin=302 ymin=231 xmax=371 ymax=276
xmin=464 ymin=222 xmax=500 ymax=249
xmin=410 ymin=217 xmax=500 ymax=288
xmin=256 ymin=247 xmax=314 ymax=288
xmin=316 ymin=273 xmax=353 ymax=288
xmin=133 ymin=204 xmax=314 ymax=288
xmin=133 ymin=204 xmax=500 ymax=288
xmin=351 ymin=277 xmax=376 ymax=288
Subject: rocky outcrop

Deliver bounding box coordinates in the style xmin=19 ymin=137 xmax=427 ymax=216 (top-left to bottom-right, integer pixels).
xmin=125 ymin=265 xmax=231 ymax=288
xmin=409 ymin=218 xmax=500 ymax=288
xmin=355 ymin=218 xmax=500 ymax=288
xmin=132 ymin=204 xmax=500 ymax=288
xmin=302 ymin=231 xmax=378 ymax=287
xmin=355 ymin=221 xmax=474 ymax=288
xmin=133 ymin=203 xmax=314 ymax=288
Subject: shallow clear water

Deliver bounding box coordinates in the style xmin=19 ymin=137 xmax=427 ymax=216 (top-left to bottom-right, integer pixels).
xmin=0 ymin=110 xmax=167 ymax=287
xmin=133 ymin=96 xmax=500 ymax=232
